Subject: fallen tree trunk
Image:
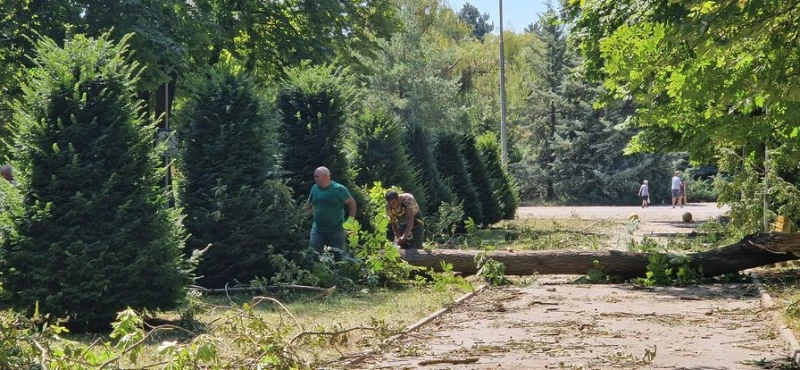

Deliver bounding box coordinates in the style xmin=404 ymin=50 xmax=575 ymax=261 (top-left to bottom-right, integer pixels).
xmin=400 ymin=233 xmax=800 ymax=278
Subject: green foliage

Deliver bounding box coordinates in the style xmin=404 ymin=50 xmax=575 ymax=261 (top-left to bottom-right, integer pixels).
xmin=427 ymin=201 xmax=465 ymax=242
xmin=420 ymin=261 xmax=472 ymax=292
xmin=405 ymin=125 xmax=455 ymax=216
xmin=345 ymin=210 xmax=414 ymax=287
xmin=575 ymin=260 xmax=618 ymax=284
xmin=457 ymin=3 xmax=494 ymax=40
xmin=634 ymin=253 xmax=703 ymax=287
xmin=277 ymin=64 xmax=351 ymax=196
xmin=177 ymin=67 xmax=303 ymax=287
xmin=512 ymin=7 xmax=677 ymax=205
xmin=565 ymin=0 xmax=800 ymax=220
xmin=476 ymin=132 xmax=518 ymax=219
xmin=460 ymin=133 xmax=503 ymax=225
xmin=0 ymin=303 xmax=307 ymax=369
xmin=435 ymin=131 xmax=483 ymax=226
xmin=352 ymin=112 xmax=427 ymax=213
xmin=356 ymin=1 xmax=470 ymax=131
xmin=474 ymin=250 xmax=509 ymax=286
xmin=0 ymin=33 xmax=189 ymax=330
xmin=276 ymin=64 xmax=371 ymax=230
xmin=627 ymin=236 xmax=663 ymax=254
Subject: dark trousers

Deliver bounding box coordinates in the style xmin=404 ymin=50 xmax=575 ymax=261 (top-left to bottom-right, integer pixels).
xmin=396 ymin=222 xmax=424 ymax=249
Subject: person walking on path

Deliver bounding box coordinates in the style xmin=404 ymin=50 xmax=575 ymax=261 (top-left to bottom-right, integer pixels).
xmin=385 ymin=190 xmax=424 ymax=249
xmin=638 ymin=180 xmax=650 ymax=208
xmin=307 ymin=166 xmax=357 ymax=254
xmin=671 ymin=171 xmax=683 ymax=208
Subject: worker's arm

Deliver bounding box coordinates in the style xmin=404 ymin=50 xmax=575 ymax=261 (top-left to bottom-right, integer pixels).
xmin=388 ymin=211 xmax=401 ymax=238
xmin=403 ymin=209 xmax=415 ymax=238
xmin=344 ymin=196 xmax=357 ymax=220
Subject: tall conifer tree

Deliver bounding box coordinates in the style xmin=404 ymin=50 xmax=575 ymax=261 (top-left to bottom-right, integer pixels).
xmin=178 ymin=67 xmax=301 ymax=287
xmin=0 ymin=34 xmax=189 ymax=330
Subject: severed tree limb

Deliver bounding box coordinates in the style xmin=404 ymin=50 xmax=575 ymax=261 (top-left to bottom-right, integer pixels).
xmin=289 ymin=326 xmax=385 ymax=344
xmin=418 ymin=357 xmax=479 ymax=366
xmin=400 ymin=233 xmax=800 ymax=278
xmin=189 ymin=284 xmax=327 ymax=295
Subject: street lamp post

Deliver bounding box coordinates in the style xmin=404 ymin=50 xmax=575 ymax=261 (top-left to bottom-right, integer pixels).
xmin=499 ymin=0 xmax=508 ymax=164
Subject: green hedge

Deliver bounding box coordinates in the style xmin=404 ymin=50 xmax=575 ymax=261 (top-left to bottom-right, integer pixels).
xmin=178 ymin=67 xmax=303 ymax=288
xmin=0 ymin=34 xmax=189 ymax=331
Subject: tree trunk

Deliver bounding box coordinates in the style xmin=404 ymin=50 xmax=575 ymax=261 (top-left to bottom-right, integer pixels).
xmin=400 ymin=233 xmax=800 ymax=278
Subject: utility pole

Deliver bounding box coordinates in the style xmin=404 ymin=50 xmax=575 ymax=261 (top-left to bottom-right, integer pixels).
xmin=499 ymin=0 xmax=508 ymax=164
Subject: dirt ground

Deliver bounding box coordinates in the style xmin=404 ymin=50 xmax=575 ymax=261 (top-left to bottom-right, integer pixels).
xmin=346 ymin=203 xmax=797 ymax=369
xmin=518 ymin=202 xmax=730 ymax=245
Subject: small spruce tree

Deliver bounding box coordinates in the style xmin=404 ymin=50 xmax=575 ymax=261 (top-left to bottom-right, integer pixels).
xmin=476 ymin=132 xmax=518 ymax=219
xmin=435 ymin=131 xmax=483 ymax=225
xmin=277 ymin=65 xmax=371 ymax=229
xmin=178 ymin=67 xmax=302 ymax=288
xmin=0 ymin=33 xmax=189 ymax=330
xmin=405 ymin=125 xmax=455 ymax=215
xmin=460 ymin=133 xmax=503 ymax=225
xmin=352 ymin=112 xmax=427 ymax=213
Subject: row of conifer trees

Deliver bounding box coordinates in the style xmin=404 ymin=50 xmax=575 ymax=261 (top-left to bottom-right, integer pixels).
xmin=0 ymin=34 xmax=516 ymax=330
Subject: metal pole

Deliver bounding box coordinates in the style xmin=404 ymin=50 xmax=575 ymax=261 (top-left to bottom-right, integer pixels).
xmin=499 ymin=0 xmax=508 ymax=164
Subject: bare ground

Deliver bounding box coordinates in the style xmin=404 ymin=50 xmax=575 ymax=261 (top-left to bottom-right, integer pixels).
xmin=344 ymin=204 xmax=798 ymax=369
xmin=356 ymin=278 xmax=790 ymax=369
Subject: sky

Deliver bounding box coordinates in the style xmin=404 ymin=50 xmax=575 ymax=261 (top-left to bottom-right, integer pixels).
xmin=446 ymin=0 xmax=553 ymax=33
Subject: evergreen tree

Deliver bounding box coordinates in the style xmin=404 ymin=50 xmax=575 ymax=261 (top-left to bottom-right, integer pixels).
xmin=405 ymin=125 xmax=454 ymax=215
xmin=476 ymin=132 xmax=518 ymax=219
xmin=457 ymin=3 xmax=494 ymax=40
xmin=460 ymin=133 xmax=502 ymax=225
xmin=178 ymin=67 xmax=302 ymax=288
xmin=435 ymin=131 xmax=483 ymax=224
xmin=514 ymin=6 xmax=675 ymax=205
xmin=352 ymin=112 xmax=427 ymax=213
xmin=0 ymin=34 xmax=189 ymax=330
xmin=277 ymin=65 xmax=371 ymax=229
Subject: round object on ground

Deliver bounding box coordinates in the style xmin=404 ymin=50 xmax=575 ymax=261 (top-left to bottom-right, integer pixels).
xmin=628 ymin=213 xmax=639 ymax=221
xmin=682 ymin=212 xmax=693 ymax=222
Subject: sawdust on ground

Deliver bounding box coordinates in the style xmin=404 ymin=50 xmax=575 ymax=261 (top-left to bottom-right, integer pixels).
xmin=342 ymin=204 xmax=797 ymax=370
xmin=355 ymin=277 xmax=791 ymax=369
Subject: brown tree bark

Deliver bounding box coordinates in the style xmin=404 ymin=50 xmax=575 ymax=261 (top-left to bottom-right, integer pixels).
xmin=400 ymin=233 xmax=800 ymax=278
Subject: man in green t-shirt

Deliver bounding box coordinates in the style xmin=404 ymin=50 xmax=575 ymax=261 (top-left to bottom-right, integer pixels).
xmin=307 ymin=167 xmax=357 ymax=252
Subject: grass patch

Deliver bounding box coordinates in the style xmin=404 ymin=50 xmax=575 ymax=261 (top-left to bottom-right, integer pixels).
xmin=3 ymin=283 xmax=474 ymax=368
xmin=760 ymin=271 xmax=800 ymax=336
xmin=447 ymin=218 xmax=616 ymax=251
xmin=150 ymin=284 xmax=473 ymax=363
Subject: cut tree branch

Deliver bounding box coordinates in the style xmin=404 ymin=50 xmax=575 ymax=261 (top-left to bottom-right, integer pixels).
xmin=400 ymin=233 xmax=800 ymax=278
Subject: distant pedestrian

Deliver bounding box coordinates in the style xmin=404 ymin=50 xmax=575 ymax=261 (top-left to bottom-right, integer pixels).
xmin=307 ymin=167 xmax=357 ymax=254
xmin=385 ymin=190 xmax=424 ymax=249
xmin=638 ymin=180 xmax=649 ymax=208
xmin=671 ymin=171 xmax=682 ymax=208
xmin=679 ymin=178 xmax=687 ymax=206
xmin=1 ymin=164 xmax=14 ymax=183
